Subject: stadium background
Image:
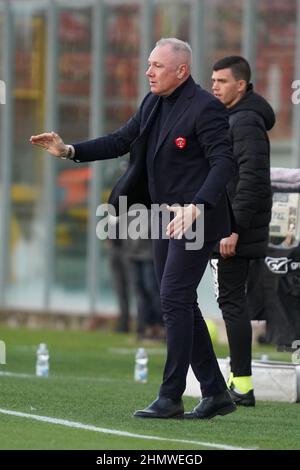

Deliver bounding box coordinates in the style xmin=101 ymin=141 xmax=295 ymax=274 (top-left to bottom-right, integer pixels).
xmin=0 ymin=0 xmax=299 ymax=321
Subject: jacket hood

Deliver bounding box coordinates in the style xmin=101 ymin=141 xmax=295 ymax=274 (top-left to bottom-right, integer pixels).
xmin=229 ymin=84 xmax=276 ymax=131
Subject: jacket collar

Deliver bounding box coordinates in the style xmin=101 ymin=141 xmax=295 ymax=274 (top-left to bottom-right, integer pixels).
xmin=140 ymin=95 xmax=161 ymax=136
xmin=154 ymin=76 xmax=196 ymax=156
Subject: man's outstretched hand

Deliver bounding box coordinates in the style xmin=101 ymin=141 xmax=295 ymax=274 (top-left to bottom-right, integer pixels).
xmin=30 ymin=132 xmax=68 ymax=158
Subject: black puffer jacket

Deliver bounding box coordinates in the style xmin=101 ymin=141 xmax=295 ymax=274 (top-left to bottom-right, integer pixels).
xmin=227 ymin=85 xmax=276 ymax=258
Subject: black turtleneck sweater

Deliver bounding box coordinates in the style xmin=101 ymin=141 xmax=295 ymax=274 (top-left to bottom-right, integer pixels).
xmin=146 ymin=78 xmax=190 ymax=202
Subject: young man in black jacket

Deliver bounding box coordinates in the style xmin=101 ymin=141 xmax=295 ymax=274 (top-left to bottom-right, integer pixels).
xmin=211 ymin=56 xmax=276 ymax=406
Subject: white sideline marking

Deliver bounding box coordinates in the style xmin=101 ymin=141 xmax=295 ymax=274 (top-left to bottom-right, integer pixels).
xmin=0 ymin=408 xmax=253 ymax=450
xmin=0 ymin=371 xmax=33 ymax=379
xmin=0 ymin=370 xmax=124 ymax=383
xmin=108 ymin=348 xmax=165 ymax=355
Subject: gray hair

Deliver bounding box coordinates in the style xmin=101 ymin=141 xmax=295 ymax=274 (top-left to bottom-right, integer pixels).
xmin=156 ymin=38 xmax=193 ymax=69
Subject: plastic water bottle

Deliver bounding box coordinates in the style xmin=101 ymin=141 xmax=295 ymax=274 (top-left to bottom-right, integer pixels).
xmin=134 ymin=348 xmax=148 ymax=383
xmin=260 ymin=354 xmax=269 ymax=362
xmin=36 ymin=343 xmax=49 ymax=377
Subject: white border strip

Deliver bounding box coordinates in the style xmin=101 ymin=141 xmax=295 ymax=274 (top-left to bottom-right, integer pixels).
xmin=0 ymin=371 xmax=116 ymax=383
xmin=0 ymin=408 xmax=254 ymax=450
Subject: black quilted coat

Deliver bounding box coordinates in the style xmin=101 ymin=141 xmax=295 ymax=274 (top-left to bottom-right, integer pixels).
xmin=226 ymin=85 xmax=276 ymax=258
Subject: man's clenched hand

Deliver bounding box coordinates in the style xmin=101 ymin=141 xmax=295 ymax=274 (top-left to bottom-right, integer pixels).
xmin=220 ymin=232 xmax=239 ymax=258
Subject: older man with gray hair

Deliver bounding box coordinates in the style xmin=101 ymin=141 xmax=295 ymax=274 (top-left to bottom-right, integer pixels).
xmin=31 ymin=38 xmax=236 ymax=420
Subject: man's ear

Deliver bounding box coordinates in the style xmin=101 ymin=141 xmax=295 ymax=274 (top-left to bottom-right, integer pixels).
xmin=238 ymin=79 xmax=247 ymax=93
xmin=177 ymin=64 xmax=187 ymax=79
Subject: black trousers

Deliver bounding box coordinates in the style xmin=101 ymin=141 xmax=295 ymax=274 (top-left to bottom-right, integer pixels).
xmin=153 ymin=236 xmax=227 ymax=401
xmin=210 ymin=256 xmax=252 ymax=377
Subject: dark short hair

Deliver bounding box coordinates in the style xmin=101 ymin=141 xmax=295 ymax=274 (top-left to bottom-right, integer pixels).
xmin=213 ymin=56 xmax=251 ymax=83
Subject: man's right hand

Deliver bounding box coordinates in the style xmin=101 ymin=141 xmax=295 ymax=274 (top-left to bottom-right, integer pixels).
xmin=220 ymin=232 xmax=239 ymax=258
xmin=30 ymin=131 xmax=68 ymax=158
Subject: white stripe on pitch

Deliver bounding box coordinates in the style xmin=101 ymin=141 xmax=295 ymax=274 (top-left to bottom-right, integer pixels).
xmin=0 ymin=370 xmax=119 ymax=383
xmin=0 ymin=408 xmax=255 ymax=450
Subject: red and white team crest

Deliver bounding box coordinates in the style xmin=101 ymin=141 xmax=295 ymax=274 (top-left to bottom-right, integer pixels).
xmin=175 ymin=136 xmax=186 ymax=149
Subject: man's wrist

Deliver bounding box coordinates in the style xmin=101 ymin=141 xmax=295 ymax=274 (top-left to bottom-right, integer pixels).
xmin=190 ymin=203 xmax=201 ymax=219
xmin=60 ymin=145 xmax=74 ymax=160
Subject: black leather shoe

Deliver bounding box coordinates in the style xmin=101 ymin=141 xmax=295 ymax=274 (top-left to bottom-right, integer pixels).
xmin=184 ymin=390 xmax=236 ymax=419
xmin=133 ymin=397 xmax=184 ymax=419
xmin=229 ymin=386 xmax=256 ymax=407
